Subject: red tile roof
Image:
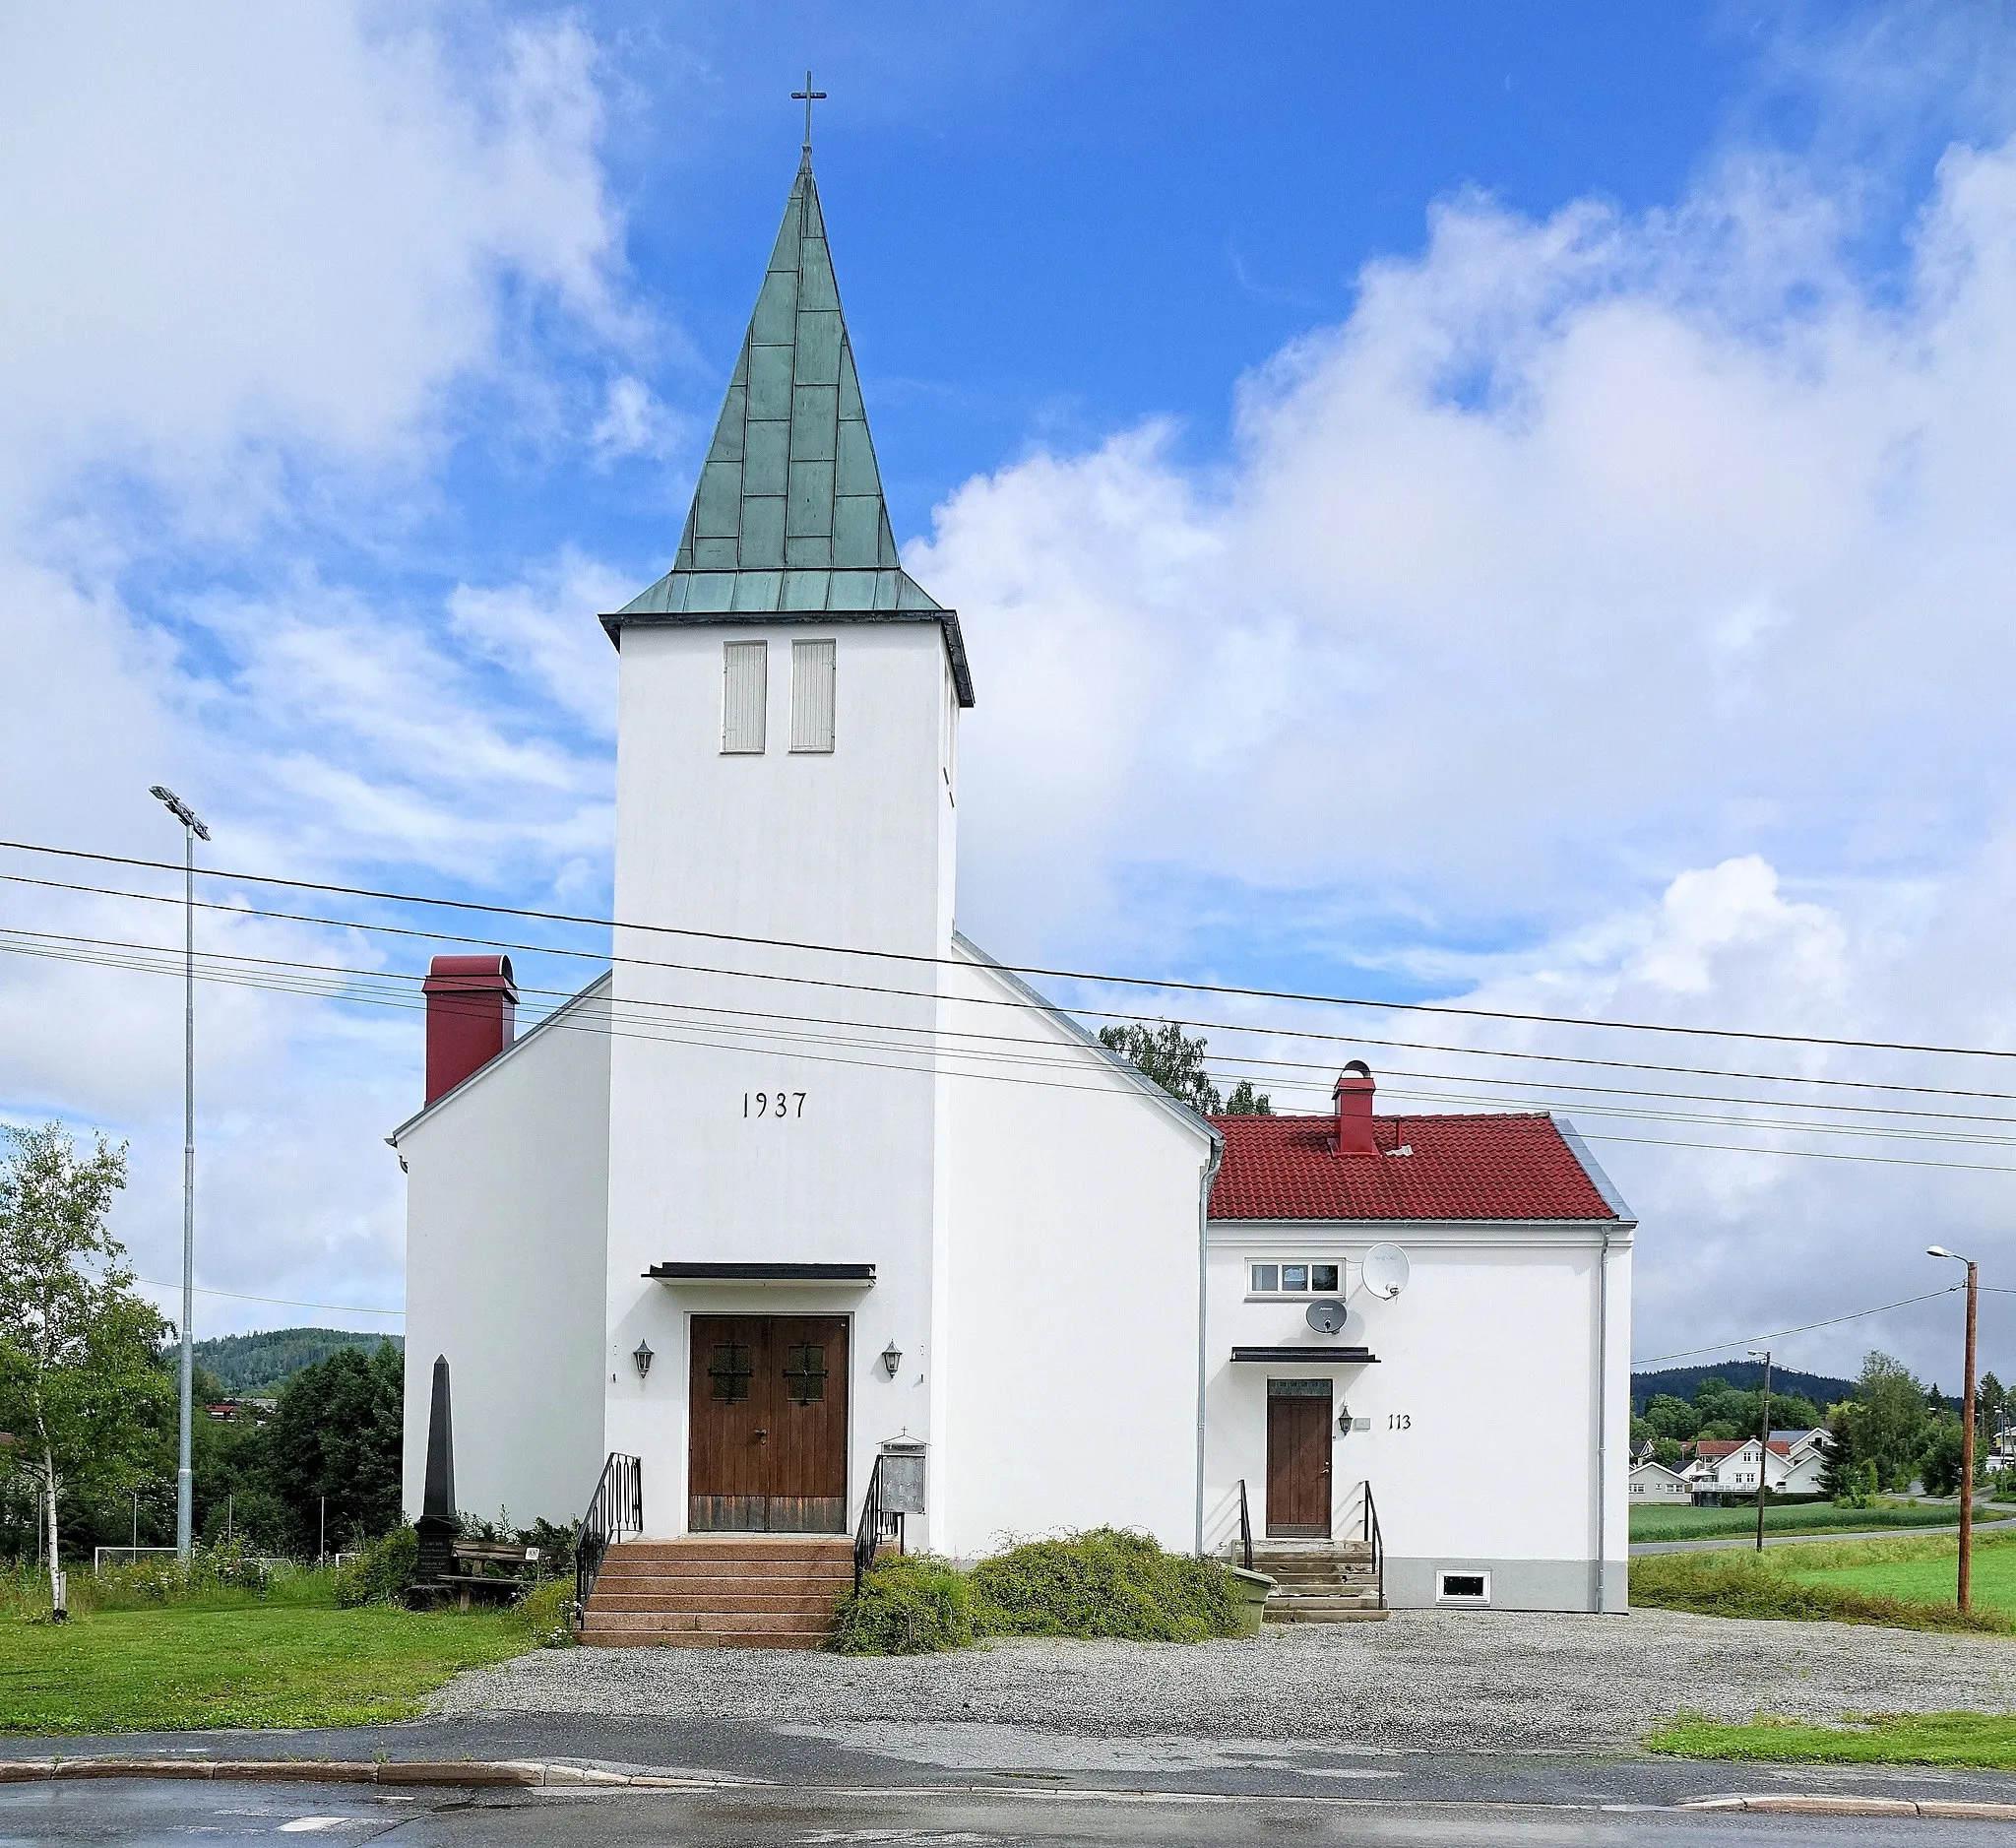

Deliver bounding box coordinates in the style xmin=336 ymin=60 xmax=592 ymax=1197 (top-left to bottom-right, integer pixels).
xmin=1206 ymin=1111 xmax=1621 ymax=1223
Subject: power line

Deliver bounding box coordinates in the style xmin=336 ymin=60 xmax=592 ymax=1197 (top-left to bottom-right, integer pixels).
xmin=17 ymin=867 xmax=2016 ymax=1108
xmin=135 ymin=1276 xmax=404 ymax=1316
xmin=1633 ymin=1288 xmax=1965 ymax=1367
xmin=12 ymin=928 xmax=2016 ymax=1176
xmin=14 ymin=919 xmax=2016 ymax=1137
xmin=8 ymin=836 xmax=2016 ymax=1061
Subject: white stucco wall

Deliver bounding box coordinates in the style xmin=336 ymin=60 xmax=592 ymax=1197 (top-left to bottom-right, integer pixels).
xmin=1203 ymin=1218 xmax=1632 ymax=1611
xmin=936 ymin=943 xmax=1218 ymax=1557
xmin=602 ymin=621 xmax=959 ymax=1536
xmin=394 ymin=979 xmax=613 ymax=1528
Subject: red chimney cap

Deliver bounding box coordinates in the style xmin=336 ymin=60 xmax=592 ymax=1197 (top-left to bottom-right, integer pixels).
xmin=422 ymin=954 xmax=516 ymax=996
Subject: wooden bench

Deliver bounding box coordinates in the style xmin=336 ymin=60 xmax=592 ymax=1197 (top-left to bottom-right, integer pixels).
xmin=416 ymin=1541 xmax=541 ymax=1610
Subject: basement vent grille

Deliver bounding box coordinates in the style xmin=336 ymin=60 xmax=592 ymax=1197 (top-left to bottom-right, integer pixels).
xmin=1436 ymin=1570 xmax=1490 ymax=1605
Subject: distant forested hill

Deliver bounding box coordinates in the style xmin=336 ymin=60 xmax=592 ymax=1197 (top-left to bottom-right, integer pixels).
xmin=191 ymin=1327 xmax=405 ymax=1394
xmin=1631 ymin=1361 xmax=1857 ymax=1414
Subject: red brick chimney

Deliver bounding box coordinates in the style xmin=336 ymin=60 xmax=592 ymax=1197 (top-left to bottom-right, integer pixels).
xmin=1334 ymin=1060 xmax=1377 ymax=1157
xmin=422 ymin=955 xmax=517 ymax=1104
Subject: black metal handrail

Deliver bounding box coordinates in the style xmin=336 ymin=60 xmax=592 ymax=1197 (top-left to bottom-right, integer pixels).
xmin=1235 ymin=1478 xmax=1253 ymax=1570
xmin=573 ymin=1451 xmax=641 ymax=1625
xmin=1362 ymin=1479 xmax=1384 ymax=1608
xmin=852 ymin=1454 xmax=884 ymax=1592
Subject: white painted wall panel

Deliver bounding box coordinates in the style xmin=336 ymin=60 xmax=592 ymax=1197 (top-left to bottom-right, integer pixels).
xmin=1202 ymin=1218 xmax=1631 ymax=1611
xmin=606 ymin=622 xmax=958 ymax=1539
xmin=939 ymin=944 xmax=1216 ymax=1556
xmin=397 ymin=982 xmax=612 ymax=1528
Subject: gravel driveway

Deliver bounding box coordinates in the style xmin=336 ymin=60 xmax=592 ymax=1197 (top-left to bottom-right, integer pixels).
xmin=430 ymin=1610 xmax=2016 ymax=1752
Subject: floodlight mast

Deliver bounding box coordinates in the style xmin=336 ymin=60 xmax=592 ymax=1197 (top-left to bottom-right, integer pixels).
xmin=150 ymin=785 xmax=208 ymax=1564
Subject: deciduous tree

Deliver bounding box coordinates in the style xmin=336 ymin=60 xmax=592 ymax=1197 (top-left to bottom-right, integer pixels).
xmin=0 ymin=1124 xmax=169 ymax=1598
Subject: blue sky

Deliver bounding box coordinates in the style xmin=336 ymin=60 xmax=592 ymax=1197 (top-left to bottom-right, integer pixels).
xmin=4 ymin=1 xmax=2016 ymax=1387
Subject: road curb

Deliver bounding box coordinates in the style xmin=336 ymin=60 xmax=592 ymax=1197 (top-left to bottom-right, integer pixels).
xmin=1684 ymin=1793 xmax=2016 ymax=1819
xmin=0 ymin=1759 xmax=672 ymax=1789
xmin=3 ymin=1758 xmax=2015 ymax=1817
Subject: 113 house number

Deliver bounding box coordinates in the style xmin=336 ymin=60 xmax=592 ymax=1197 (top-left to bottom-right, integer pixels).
xmin=743 ymin=1091 xmax=807 ymax=1118
xmin=1387 ymin=1414 xmax=1412 ymax=1431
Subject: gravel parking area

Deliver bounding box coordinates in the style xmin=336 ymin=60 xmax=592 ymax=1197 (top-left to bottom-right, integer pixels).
xmin=430 ymin=1610 xmax=2016 ymax=1752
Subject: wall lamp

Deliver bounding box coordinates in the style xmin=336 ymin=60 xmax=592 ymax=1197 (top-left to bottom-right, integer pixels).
xmin=633 ymin=1338 xmax=654 ymax=1380
xmin=880 ymin=1342 xmax=902 ymax=1378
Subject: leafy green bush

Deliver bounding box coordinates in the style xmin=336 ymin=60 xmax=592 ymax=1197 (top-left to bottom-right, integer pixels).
xmin=516 ymin=1574 xmax=576 ymax=1647
xmin=89 ymin=1539 xmax=280 ymax=1606
xmin=828 ymin=1555 xmax=975 ymax=1655
xmin=334 ymin=1527 xmax=417 ymax=1608
xmin=970 ymin=1528 xmax=1239 ymax=1643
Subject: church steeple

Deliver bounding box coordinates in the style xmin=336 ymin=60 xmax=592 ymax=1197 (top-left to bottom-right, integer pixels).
xmin=606 ymin=151 xmax=973 ymax=706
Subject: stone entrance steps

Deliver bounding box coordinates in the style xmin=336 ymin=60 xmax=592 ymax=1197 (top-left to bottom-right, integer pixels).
xmin=1252 ymin=1541 xmax=1387 ymax=1623
xmin=580 ymin=1536 xmax=851 ymax=1649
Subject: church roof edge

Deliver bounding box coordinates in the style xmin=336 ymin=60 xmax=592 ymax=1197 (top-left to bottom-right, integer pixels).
xmin=607 ymin=152 xmax=975 ymax=708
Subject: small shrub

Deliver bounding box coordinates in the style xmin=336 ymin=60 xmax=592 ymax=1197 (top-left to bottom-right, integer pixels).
xmin=829 ymin=1555 xmax=975 ymax=1655
xmin=516 ymin=1574 xmax=576 ymax=1647
xmin=969 ymin=1528 xmax=1239 ymax=1642
xmin=334 ymin=1527 xmax=418 ymax=1609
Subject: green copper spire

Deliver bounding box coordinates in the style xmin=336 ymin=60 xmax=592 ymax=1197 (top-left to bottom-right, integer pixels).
xmin=606 ymin=150 xmax=973 ymax=704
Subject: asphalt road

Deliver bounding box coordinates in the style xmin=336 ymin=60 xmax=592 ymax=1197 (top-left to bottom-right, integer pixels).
xmin=1628 ymin=1505 xmax=2016 ymax=1557
xmin=1 ymin=1775 xmax=2009 ymax=1846
xmin=6 ymin=1715 xmax=2016 ymax=1841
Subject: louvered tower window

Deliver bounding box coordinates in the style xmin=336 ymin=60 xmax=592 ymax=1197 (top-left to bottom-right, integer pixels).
xmin=790 ymin=638 xmax=836 ymax=753
xmin=722 ymin=640 xmax=768 ymax=753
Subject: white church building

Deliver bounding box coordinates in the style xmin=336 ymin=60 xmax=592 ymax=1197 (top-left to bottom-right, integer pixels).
xmin=392 ymin=145 xmax=1635 ymax=1621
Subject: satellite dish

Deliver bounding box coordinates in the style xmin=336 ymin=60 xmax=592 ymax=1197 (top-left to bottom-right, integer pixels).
xmin=1362 ymin=1243 xmax=1411 ymax=1301
xmin=1306 ymin=1299 xmax=1348 ymax=1336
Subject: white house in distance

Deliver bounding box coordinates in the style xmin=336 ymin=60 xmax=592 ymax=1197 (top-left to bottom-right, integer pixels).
xmin=1688 ymin=1434 xmax=1826 ymax=1500
xmin=1630 ymin=1459 xmax=1693 ymax=1503
xmin=390 ymin=143 xmax=1636 ymax=1630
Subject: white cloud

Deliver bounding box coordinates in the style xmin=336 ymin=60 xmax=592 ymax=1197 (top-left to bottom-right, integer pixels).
xmin=590 ymin=375 xmax=683 ymax=464
xmin=0 ymin=3 xmax=621 ymax=516
xmin=0 ymin=2 xmax=635 ymax=1336
xmin=915 ymin=132 xmax=2016 ymax=1380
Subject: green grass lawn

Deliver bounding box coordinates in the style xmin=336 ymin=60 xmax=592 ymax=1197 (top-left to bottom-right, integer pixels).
xmin=0 ymin=1573 xmax=556 ymax=1735
xmin=1775 ymin=1529 xmax=2016 ymax=1619
xmin=1647 ymin=1711 xmax=2016 ymax=1771
xmin=1630 ymin=1529 xmax=2016 ymax=1633
xmin=1628 ymin=1499 xmax=2007 ymax=1544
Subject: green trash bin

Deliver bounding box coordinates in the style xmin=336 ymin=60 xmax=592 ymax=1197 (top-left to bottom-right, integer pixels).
xmin=1228 ymin=1566 xmax=1276 ymax=1635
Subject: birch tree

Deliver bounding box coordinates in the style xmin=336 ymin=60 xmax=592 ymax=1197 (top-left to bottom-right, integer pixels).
xmin=0 ymin=1124 xmax=168 ymax=1599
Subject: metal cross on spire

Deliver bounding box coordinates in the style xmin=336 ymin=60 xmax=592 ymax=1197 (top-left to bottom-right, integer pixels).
xmin=791 ymin=70 xmax=826 ymax=152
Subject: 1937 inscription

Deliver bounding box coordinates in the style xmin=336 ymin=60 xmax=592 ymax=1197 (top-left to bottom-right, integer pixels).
xmin=743 ymin=1091 xmax=807 ymax=1119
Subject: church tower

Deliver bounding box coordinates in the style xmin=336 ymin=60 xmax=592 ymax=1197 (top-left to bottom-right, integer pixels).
xmin=597 ymin=145 xmax=969 ymax=1534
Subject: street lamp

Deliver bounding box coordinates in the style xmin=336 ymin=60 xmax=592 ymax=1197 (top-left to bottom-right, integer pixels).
xmin=1927 ymin=1246 xmax=1981 ymax=1613
xmin=150 ymin=785 xmax=209 ymax=1564
xmin=1748 ymin=1349 xmax=1773 ymax=1553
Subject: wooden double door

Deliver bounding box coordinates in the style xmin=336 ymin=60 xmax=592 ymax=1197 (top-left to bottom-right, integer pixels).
xmin=1266 ymin=1379 xmax=1333 ymax=1539
xmin=688 ymin=1314 xmax=850 ymax=1534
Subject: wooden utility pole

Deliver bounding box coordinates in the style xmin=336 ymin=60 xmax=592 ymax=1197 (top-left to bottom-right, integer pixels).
xmin=1752 ymin=1350 xmax=1773 ymax=1553
xmin=1928 ymin=1247 xmax=1980 ymax=1614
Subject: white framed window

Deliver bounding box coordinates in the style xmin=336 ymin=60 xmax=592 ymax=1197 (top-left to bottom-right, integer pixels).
xmin=722 ymin=640 xmax=768 ymax=753
xmin=790 ymin=638 xmax=836 ymax=753
xmin=1248 ymin=1261 xmax=1341 ymax=1297
xmin=1436 ymin=1569 xmax=1490 ymax=1606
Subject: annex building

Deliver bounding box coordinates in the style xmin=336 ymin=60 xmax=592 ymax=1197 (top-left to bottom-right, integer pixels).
xmin=391 ymin=144 xmax=1636 ymax=1634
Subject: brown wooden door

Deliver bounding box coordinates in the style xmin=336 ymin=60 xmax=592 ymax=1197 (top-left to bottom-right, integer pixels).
xmin=1266 ymin=1382 xmax=1333 ymax=1538
xmin=688 ymin=1315 xmax=849 ymax=1533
